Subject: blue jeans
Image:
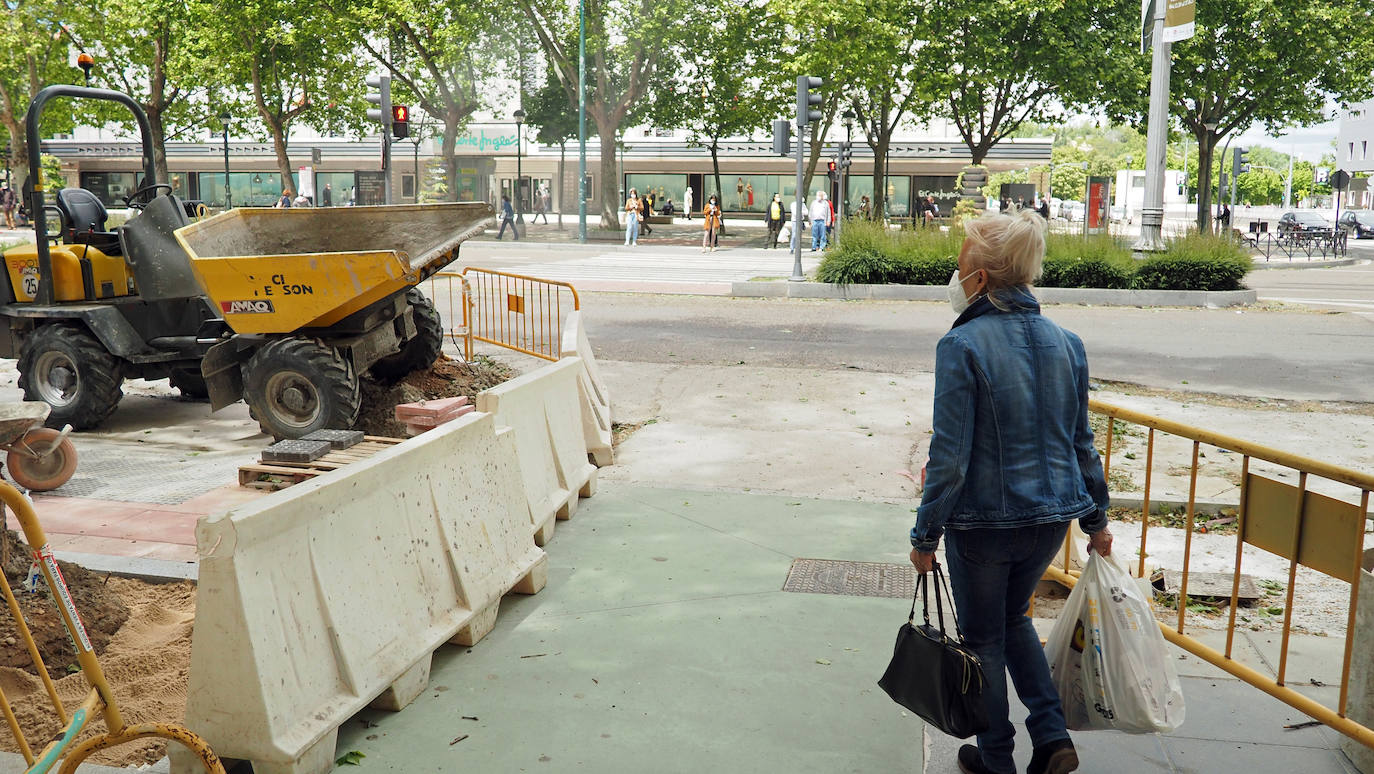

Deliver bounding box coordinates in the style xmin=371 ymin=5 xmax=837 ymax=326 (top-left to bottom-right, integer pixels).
xmin=943 ymin=521 xmax=1071 ymax=774
xmin=811 ymin=218 xmax=826 ymax=250
xmin=625 ymin=217 xmax=639 ymax=244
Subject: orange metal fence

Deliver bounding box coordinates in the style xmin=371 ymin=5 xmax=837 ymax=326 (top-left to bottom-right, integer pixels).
xmin=1047 ymin=399 xmax=1374 ymax=749
xmin=424 ymin=272 xmax=476 ymax=361
xmin=458 ymin=267 xmax=579 ymax=361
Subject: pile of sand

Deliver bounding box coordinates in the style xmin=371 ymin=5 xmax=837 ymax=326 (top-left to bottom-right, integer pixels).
xmin=0 ymin=579 xmax=195 ymax=768
xmin=357 ymin=355 xmax=514 ymax=436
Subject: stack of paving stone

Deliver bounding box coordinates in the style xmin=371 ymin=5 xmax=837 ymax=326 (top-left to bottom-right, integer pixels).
xmin=394 ymin=396 xmax=474 ymax=436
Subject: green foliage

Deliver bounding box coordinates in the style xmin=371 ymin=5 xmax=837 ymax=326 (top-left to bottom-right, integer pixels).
xmin=820 ymin=224 xmax=1250 ymax=291
xmin=1134 ymin=233 xmax=1252 ymax=291
xmin=950 ymin=198 xmax=982 ymax=228
xmin=40 ymin=155 xmax=64 ymax=194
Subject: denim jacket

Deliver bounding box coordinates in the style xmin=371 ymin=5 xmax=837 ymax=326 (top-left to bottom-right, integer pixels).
xmin=910 ymin=286 xmax=1109 ymax=552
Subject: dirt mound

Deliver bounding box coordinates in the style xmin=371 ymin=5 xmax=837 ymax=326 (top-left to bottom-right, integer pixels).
xmin=356 ymin=355 xmax=514 ymax=436
xmin=0 ymin=529 xmax=129 ymax=679
xmin=0 ymin=578 xmax=195 ymax=767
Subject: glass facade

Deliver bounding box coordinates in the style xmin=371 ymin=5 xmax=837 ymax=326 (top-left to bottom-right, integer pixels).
xmin=196 ymin=172 xmax=298 ymax=207
xmin=624 ymin=174 xmax=687 ymax=213
xmin=314 ymin=172 xmax=354 ymax=206
xmin=78 ymin=172 xmax=138 ymax=207
xmin=844 ymin=175 xmax=912 ymax=218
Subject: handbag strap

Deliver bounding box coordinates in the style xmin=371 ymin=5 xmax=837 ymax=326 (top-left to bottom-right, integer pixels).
xmin=909 ymin=562 xmax=966 ymax=641
xmin=933 ymin=563 xmax=965 ymax=640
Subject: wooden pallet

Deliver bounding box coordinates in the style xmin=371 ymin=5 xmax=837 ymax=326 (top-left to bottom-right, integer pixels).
xmin=238 ymin=436 xmax=405 ymax=491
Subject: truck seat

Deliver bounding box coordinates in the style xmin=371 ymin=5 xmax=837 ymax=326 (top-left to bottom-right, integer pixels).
xmin=54 ymin=188 xmax=122 ymax=256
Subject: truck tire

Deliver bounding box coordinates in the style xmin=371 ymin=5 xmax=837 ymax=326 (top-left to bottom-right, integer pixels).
xmin=169 ymin=367 xmax=210 ymax=400
xmin=17 ymin=323 xmax=124 ymax=430
xmin=244 ymin=337 xmax=360 ymax=440
xmin=369 ymin=289 xmax=443 ymax=384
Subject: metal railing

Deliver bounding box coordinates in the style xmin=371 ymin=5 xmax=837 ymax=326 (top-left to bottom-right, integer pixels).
xmin=1244 ymin=229 xmax=1348 ymax=261
xmin=424 ymin=272 xmax=476 ymax=361
xmin=458 ymin=267 xmax=579 ymax=362
xmin=0 ymin=484 xmax=223 ymax=772
xmin=1046 ymin=400 xmax=1374 ymax=748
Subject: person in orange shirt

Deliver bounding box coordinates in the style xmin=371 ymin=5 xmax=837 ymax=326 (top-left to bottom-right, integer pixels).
xmin=702 ymin=194 xmax=723 ymax=253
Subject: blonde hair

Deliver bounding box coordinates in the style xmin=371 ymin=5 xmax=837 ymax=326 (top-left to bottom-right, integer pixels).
xmin=962 ymin=209 xmax=1047 ymax=299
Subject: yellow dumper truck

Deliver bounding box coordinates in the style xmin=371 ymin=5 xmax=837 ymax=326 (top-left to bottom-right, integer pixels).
xmin=1 ymin=85 xmax=492 ymax=439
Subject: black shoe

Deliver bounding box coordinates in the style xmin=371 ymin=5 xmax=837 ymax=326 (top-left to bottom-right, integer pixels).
xmin=1027 ymin=739 xmax=1078 ymax=774
xmin=958 ymin=745 xmax=1002 ymax=774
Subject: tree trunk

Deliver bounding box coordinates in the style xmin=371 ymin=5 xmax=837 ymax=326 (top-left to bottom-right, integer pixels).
xmin=269 ymin=121 xmax=294 ymax=191
xmin=557 ymin=140 xmax=566 ymax=229
xmin=597 ymin=123 xmax=619 ymax=229
xmin=442 ymin=120 xmax=459 ymax=202
xmin=710 ymin=140 xmax=723 ymax=232
xmin=147 ymin=107 xmax=169 ymax=184
xmin=872 ymin=137 xmax=889 ymax=221
xmin=1196 ymin=131 xmax=1214 ymax=232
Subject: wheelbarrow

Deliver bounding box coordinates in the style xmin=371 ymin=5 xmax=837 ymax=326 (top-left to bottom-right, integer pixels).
xmin=0 ymin=402 xmax=77 ymax=491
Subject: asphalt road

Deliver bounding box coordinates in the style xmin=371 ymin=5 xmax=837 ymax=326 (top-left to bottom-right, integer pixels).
xmin=578 ymin=293 xmax=1374 ymax=402
xmin=1247 ymin=240 xmax=1374 ymax=312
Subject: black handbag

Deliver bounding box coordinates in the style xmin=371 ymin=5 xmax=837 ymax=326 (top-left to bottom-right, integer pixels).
xmin=878 ymin=562 xmax=990 ymax=738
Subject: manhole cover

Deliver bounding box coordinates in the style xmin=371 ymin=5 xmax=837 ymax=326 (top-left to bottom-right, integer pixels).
xmin=782 ymin=558 xmax=915 ymax=598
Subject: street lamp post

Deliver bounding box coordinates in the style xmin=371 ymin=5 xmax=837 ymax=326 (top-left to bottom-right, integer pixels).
xmin=1201 ymin=121 xmax=1218 ymax=231
xmin=219 ymin=111 xmax=232 ymax=209
xmin=514 ymin=108 xmax=526 ymax=226
xmin=840 ymin=110 xmax=854 ymax=242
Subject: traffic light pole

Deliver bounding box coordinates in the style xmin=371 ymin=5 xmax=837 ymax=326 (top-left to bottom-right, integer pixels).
xmin=792 ymin=120 xmax=805 ymax=282
xmin=382 ymin=132 xmax=392 ymax=205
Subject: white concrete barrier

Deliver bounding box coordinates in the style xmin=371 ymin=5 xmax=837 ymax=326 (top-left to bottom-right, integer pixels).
xmin=171 ymin=412 xmax=546 ymax=774
xmin=560 ymin=310 xmax=614 ymax=467
xmin=476 ymin=357 xmax=598 ymax=546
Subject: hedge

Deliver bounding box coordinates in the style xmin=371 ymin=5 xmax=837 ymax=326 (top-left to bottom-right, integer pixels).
xmin=816 ymin=220 xmax=1251 ymax=292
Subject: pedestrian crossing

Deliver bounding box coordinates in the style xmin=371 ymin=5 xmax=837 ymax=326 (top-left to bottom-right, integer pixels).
xmin=485 ymin=247 xmax=825 ymax=286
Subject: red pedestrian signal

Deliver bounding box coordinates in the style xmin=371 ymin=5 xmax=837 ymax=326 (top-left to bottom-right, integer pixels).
xmin=391 ymin=105 xmax=410 ymax=139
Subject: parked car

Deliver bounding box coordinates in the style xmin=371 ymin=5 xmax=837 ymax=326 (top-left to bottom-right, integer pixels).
xmin=1277 ymin=210 xmax=1331 ymax=235
xmin=1337 ymin=210 xmax=1374 ymax=239
xmin=1058 ymin=200 xmax=1085 ymax=222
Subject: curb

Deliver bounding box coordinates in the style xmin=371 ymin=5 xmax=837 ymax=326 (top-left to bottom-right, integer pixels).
xmin=1248 ymin=257 xmax=1360 ymax=270
xmin=729 ymin=282 xmax=1258 ymax=307
xmin=55 ymin=550 xmax=198 ymax=583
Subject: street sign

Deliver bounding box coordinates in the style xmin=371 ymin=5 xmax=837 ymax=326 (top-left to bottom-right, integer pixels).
xmin=1331 ymin=170 xmax=1351 ymax=190
xmin=1163 ymin=0 xmax=1195 ymax=42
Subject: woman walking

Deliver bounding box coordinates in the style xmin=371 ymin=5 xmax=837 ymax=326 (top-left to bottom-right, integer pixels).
xmin=908 ymin=209 xmax=1112 ymax=774
xmin=702 ymin=194 xmax=723 ymax=252
xmin=624 ymin=188 xmax=641 ymax=246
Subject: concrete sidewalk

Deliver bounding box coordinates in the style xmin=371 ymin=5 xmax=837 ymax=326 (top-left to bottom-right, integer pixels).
xmin=330 ymin=484 xmax=1364 ymax=774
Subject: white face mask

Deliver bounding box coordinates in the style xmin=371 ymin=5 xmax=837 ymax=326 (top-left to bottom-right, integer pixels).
xmin=947 ymin=269 xmax=979 ymax=314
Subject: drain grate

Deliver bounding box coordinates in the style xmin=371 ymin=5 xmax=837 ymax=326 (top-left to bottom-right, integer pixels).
xmin=782 ymin=558 xmax=915 ymax=599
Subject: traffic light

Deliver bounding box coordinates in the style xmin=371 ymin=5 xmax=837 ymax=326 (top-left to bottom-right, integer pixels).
xmin=365 ymin=74 xmax=392 ymax=132
xmin=772 ymin=118 xmax=791 ymax=156
xmin=796 ymin=75 xmax=823 ymax=127
xmin=391 ymin=104 xmax=410 ymax=139
xmin=827 ymin=159 xmax=838 ymax=181
xmin=1232 ymin=146 xmax=1250 ymax=178
xmin=839 ymin=141 xmax=853 ymax=169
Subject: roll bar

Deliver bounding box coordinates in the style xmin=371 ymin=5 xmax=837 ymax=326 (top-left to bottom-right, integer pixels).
xmin=24 ymin=85 xmax=157 ymax=305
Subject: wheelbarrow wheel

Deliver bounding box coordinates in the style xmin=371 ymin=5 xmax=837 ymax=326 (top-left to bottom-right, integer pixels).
xmin=6 ymin=428 xmax=78 ymax=492
xmin=244 ymin=337 xmax=360 ymax=440
xmin=369 ymin=289 xmax=443 ymax=384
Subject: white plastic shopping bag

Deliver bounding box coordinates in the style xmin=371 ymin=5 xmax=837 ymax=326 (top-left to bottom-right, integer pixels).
xmin=1045 ymin=550 xmax=1185 ymax=733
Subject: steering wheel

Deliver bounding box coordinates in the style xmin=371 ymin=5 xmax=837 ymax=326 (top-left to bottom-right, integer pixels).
xmin=124 ymin=182 xmax=173 ymax=209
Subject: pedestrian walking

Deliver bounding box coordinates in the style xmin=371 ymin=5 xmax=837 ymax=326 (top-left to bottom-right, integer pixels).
xmin=321 ymin=183 xmax=333 ymax=207
xmin=683 ymin=186 xmax=694 ymax=221
xmin=1037 ymin=196 xmax=1050 ymax=220
xmin=640 ymin=191 xmax=654 ymax=236
xmin=293 ymin=190 xmax=311 ymax=208
xmin=1218 ymin=204 xmax=1231 ymax=231
xmin=541 ymin=186 xmax=552 ymax=222
xmin=532 ymin=186 xmax=548 ymax=224
xmin=909 ymin=208 xmax=1110 ymax=774
xmin=0 ymin=183 xmax=16 ymax=229
xmin=857 ymin=195 xmax=871 ymax=220
xmin=275 ymin=189 xmax=293 ymax=208
xmin=764 ymin=193 xmax=786 ymax=249
xmin=809 ymin=190 xmax=832 ymax=251
xmin=496 ymin=194 xmax=519 ymax=240
xmin=702 ymin=194 xmax=722 ymax=252
xmin=624 ymin=188 xmax=641 ymax=246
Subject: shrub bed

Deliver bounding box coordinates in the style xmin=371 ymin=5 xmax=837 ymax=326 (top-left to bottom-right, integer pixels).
xmin=816 ymin=220 xmax=1252 ymax=292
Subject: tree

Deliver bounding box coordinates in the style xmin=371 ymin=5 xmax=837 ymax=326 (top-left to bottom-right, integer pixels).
xmin=517 ymin=0 xmax=687 ymax=228
xmin=915 ymin=0 xmax=1141 ymax=167
xmin=840 ymin=0 xmax=925 ymax=219
xmin=83 ymin=0 xmax=205 ymax=183
xmin=0 ymin=1 xmax=80 ymax=193
xmin=184 ymin=0 xmax=366 ymax=185
xmin=644 ymin=5 xmax=785 ymax=211
xmin=523 ymin=61 xmax=579 ymax=228
xmin=348 ymin=0 xmax=507 ymax=202
xmin=1107 ymin=0 xmax=1374 ymax=230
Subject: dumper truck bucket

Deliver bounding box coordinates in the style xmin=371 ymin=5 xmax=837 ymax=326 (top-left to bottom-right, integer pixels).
xmin=173 ymin=203 xmax=493 ymax=334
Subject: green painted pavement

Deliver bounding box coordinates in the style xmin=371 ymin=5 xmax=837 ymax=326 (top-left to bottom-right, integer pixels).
xmin=334 ymin=484 xmax=924 ymax=773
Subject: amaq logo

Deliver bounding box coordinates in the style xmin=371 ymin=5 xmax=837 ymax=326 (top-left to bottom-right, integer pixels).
xmin=221 ymin=299 xmax=275 ymax=314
